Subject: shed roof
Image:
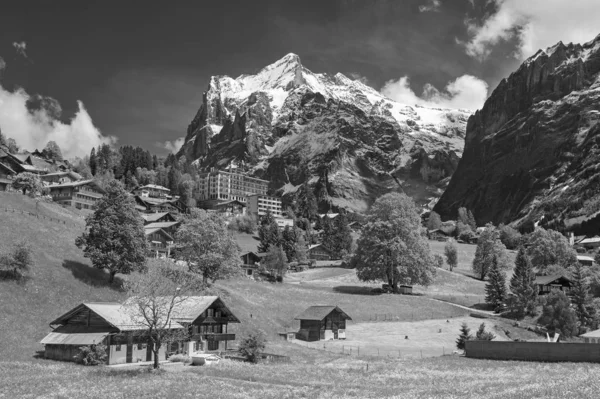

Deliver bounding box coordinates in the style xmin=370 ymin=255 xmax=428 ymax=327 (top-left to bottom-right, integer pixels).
xmin=144 ymin=227 xmax=174 ymax=241
xmin=168 ymin=296 xmax=241 ymax=323
xmin=581 ymin=329 xmax=600 ymax=338
xmin=581 ymin=237 xmax=600 ymax=244
xmin=294 ymin=306 xmax=352 ymax=321
xmin=140 ymin=212 xmax=173 ymax=222
xmin=577 ymin=255 xmax=595 ymax=262
xmin=0 ymin=161 xmax=16 ymax=175
xmin=534 ymin=274 xmax=572 ymax=286
xmin=144 ymin=221 xmax=181 ymax=230
xmin=140 ymin=184 xmax=170 ymax=191
xmin=40 ymin=325 xmax=109 ymax=345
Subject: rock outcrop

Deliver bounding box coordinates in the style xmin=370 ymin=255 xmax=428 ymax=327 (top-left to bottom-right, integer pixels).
xmin=180 ymin=53 xmax=471 ymax=211
xmin=435 ymin=35 xmax=600 ymax=227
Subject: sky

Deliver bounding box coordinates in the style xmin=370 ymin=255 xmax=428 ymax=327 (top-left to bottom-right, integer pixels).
xmin=0 ymin=0 xmax=599 ymax=158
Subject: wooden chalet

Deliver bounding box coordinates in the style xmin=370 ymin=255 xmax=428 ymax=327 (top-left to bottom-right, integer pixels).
xmin=134 ymin=195 xmax=181 ymax=214
xmin=48 ymin=180 xmax=105 ymax=211
xmin=41 ymin=302 xmax=183 ymax=365
xmin=580 ymin=236 xmax=600 ymax=250
xmin=144 ymin=227 xmax=174 ymax=258
xmin=308 ymin=244 xmax=336 ymax=261
xmin=168 ymin=296 xmax=241 ymax=354
xmin=133 ymin=184 xmax=171 ymax=198
xmin=577 ymin=255 xmax=595 ymax=267
xmin=428 ymin=229 xmax=451 ymax=241
xmin=144 ymin=221 xmax=181 ymax=236
xmin=0 ymin=161 xmax=15 ymax=191
xmin=240 ymin=251 xmax=266 ymax=277
xmin=212 ymin=200 xmax=247 ymax=217
xmin=40 ymin=171 xmax=83 ymax=185
xmin=295 ymin=306 xmax=352 ymax=342
xmin=581 ymin=329 xmax=600 ymax=344
xmin=535 ymin=274 xmax=573 ymax=295
xmin=140 ymin=212 xmax=176 ymax=225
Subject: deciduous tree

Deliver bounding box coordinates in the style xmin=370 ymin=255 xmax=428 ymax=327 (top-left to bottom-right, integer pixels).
xmin=352 ymin=193 xmax=436 ymax=292
xmin=258 ymin=210 xmax=281 ymax=253
xmin=526 ymin=227 xmax=577 ymax=275
xmin=444 ymin=239 xmax=458 ymax=271
xmin=427 ymin=211 xmax=442 ymax=230
xmin=75 ymin=180 xmax=147 ymax=283
xmin=11 ymin=172 xmax=44 ymax=197
xmin=472 ymin=224 xmax=510 ymax=280
xmin=571 ymin=261 xmax=595 ymax=329
xmin=42 ymin=140 xmax=63 ymax=162
xmin=538 ymin=291 xmax=578 ymax=338
xmin=263 ymin=244 xmax=288 ymax=278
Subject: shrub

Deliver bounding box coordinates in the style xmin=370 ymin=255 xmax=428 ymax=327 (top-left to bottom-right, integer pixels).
xmin=0 ymin=241 xmax=34 ymax=281
xmin=74 ymin=344 xmax=107 ymax=366
xmin=239 ymin=332 xmax=266 ymax=363
xmin=227 ymin=215 xmax=256 ymax=234
xmin=168 ymin=354 xmax=191 ymax=363
xmin=475 ymin=323 xmax=495 ymax=341
xmin=434 ymin=254 xmax=444 ymax=268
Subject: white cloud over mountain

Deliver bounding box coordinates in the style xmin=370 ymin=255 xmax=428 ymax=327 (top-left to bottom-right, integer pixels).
xmin=463 ymin=0 xmax=600 ymax=60
xmin=380 ymin=74 xmax=488 ymax=111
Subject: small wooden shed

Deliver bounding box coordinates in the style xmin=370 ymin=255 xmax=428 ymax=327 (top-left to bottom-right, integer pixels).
xmin=294 ymin=306 xmax=352 ymax=342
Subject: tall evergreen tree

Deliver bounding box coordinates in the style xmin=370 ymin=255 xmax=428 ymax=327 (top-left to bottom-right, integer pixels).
xmin=297 ymin=184 xmax=318 ymax=221
xmin=258 ymin=210 xmax=281 ymax=252
xmin=485 ymin=255 xmax=507 ymax=308
xmin=456 ymin=322 xmax=472 ymax=350
xmin=89 ymin=147 xmax=97 ymax=176
xmin=295 ymin=235 xmax=309 ymax=264
xmin=571 ymin=261 xmax=594 ymax=329
xmin=0 ymin=127 xmax=6 ymax=147
xmin=329 ymin=213 xmax=353 ymax=258
xmin=509 ymin=246 xmax=537 ymax=319
xmin=281 ymin=225 xmax=299 ymax=261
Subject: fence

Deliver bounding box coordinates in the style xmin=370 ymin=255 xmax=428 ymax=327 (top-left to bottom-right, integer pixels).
xmin=3 ymin=206 xmax=84 ymax=228
xmin=366 ymin=310 xmax=470 ymax=322
xmin=292 ymin=339 xmax=455 ymax=359
xmin=465 ymin=341 xmax=600 ymax=363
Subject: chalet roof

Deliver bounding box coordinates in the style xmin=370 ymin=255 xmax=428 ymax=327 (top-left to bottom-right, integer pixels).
xmin=580 ymin=236 xmax=600 ymax=244
xmin=41 ymin=171 xmax=83 ymax=180
xmin=47 ymin=179 xmax=99 ymax=189
xmin=534 ymin=274 xmax=572 ymax=286
xmin=577 ymin=255 xmax=595 ymax=262
xmin=581 ymin=329 xmax=600 ymax=338
xmin=140 ymin=212 xmax=173 ymax=222
xmin=168 ymin=296 xmax=241 ymax=324
xmin=40 ymin=325 xmax=109 ymax=345
xmin=308 ymin=244 xmax=332 ymax=253
xmin=48 ymin=302 xmax=184 ymax=332
xmin=11 ymin=153 xmax=31 ymax=164
xmin=144 ymin=227 xmax=174 ymax=241
xmin=140 ymin=184 xmax=170 ymax=191
xmin=234 ymin=233 xmax=260 ymax=253
xmin=144 ymin=221 xmax=181 ymax=230
xmin=318 ymin=213 xmax=339 ymax=219
xmin=294 ymin=305 xmax=352 ymax=321
xmin=0 ymin=161 xmax=16 ymax=175
xmin=214 ymin=200 xmax=247 ymax=208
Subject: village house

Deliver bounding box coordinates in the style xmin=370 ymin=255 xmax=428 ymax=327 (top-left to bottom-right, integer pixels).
xmin=428 ymin=229 xmax=451 ymax=241
xmin=534 ymin=274 xmax=572 ymax=295
xmin=577 ymin=255 xmax=595 ymax=267
xmin=40 ymin=302 xmax=183 ymax=365
xmin=140 ymin=212 xmax=177 ymax=225
xmin=240 ymin=251 xmax=266 ymax=278
xmin=295 ymin=306 xmax=352 ymax=342
xmin=0 ymin=161 xmax=16 ymax=191
xmin=134 ymin=195 xmax=181 ymax=214
xmin=579 ymin=236 xmax=600 ymax=251
xmin=144 ymin=221 xmax=182 ymax=236
xmin=144 ymin=227 xmax=174 ymax=258
xmin=40 ymin=296 xmax=240 ymax=365
xmin=276 ymin=218 xmax=294 ymax=229
xmin=212 ymin=200 xmax=247 ymax=217
xmin=48 ymin=180 xmax=105 ymax=211
xmin=133 ymin=184 xmax=171 ymax=198
xmin=308 ymin=244 xmax=336 ymax=261
xmin=581 ymin=329 xmax=600 ymax=343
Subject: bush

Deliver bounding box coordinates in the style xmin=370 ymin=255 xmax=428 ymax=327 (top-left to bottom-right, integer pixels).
xmin=0 ymin=241 xmax=34 ymax=281
xmin=75 ymin=344 xmax=107 ymax=366
xmin=239 ymin=332 xmax=266 ymax=363
xmin=434 ymin=254 xmax=444 ymax=268
xmin=475 ymin=323 xmax=495 ymax=341
xmin=227 ymin=215 xmax=257 ymax=234
xmin=168 ymin=354 xmax=191 ymax=363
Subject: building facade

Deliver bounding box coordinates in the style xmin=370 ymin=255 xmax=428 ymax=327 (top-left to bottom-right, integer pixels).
xmin=247 ymin=194 xmax=283 ymax=218
xmin=295 ymin=306 xmax=352 ymax=342
xmin=133 ymin=184 xmax=171 ymax=198
xmin=48 ymin=180 xmax=104 ymax=210
xmin=195 ymin=169 xmax=269 ymax=202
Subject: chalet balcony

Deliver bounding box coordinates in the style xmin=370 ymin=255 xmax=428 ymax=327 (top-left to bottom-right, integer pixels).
xmin=190 ymin=333 xmax=235 ymax=341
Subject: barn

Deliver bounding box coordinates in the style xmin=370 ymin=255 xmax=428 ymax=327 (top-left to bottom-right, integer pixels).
xmin=295 ymin=306 xmax=352 ymax=342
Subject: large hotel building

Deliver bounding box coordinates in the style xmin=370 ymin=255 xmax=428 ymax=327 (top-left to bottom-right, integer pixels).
xmin=195 ymin=169 xmax=269 ymax=202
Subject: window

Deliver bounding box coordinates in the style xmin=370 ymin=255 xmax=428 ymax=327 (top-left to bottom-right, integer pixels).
xmin=116 ymin=345 xmax=122 ymax=351
xmin=207 ymin=309 xmax=214 ymax=317
xmin=137 ymin=343 xmax=143 ymax=350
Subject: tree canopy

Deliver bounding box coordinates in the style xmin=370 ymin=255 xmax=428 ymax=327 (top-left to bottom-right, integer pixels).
xmin=526 ymin=227 xmax=577 ymax=275
xmin=175 ymin=209 xmax=240 ymax=284
xmin=75 ymin=180 xmax=147 ymax=283
xmin=12 ymin=173 xmax=45 ymax=197
xmin=352 ymin=192 xmax=436 ymax=291
xmin=508 ymin=246 xmax=537 ymax=319
xmin=472 ymin=224 xmax=510 ymax=280
xmin=42 ymin=140 xmax=63 ymax=162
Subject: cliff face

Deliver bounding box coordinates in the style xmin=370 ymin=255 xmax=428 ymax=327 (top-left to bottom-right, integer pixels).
xmin=180 ymin=53 xmax=471 ymax=211
xmin=435 ymin=35 xmax=600 ymax=227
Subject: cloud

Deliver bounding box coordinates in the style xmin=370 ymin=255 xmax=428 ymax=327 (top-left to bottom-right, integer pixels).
xmin=348 ymin=72 xmax=372 ymax=87
xmin=380 ymin=75 xmax=488 ymax=110
xmin=159 ymin=137 xmax=185 ymax=154
xmin=462 ymin=0 xmax=600 ymax=60
xmin=419 ymin=0 xmax=441 ymax=12
xmin=12 ymin=41 xmax=28 ymax=59
xmin=0 ymin=84 xmax=116 ymax=158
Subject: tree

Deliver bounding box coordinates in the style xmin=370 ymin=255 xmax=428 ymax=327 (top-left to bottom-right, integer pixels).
xmin=485 ymin=255 xmax=507 ymax=308
xmin=467 ymin=210 xmax=477 ymax=231
xmin=0 ymin=241 xmax=34 ymax=280
xmin=0 ymin=128 xmax=6 ymax=147
xmin=472 ymin=223 xmax=510 ymax=280
xmin=508 ymin=246 xmax=537 ymax=319
xmin=444 ymin=239 xmax=458 ymax=271
xmin=72 ymin=157 xmax=92 ymax=179
xmin=456 ymin=322 xmax=472 ymax=350
xmin=175 ymin=210 xmax=240 ymax=284
xmin=571 ymin=261 xmax=594 ymax=329
xmin=498 ymin=224 xmax=522 ymax=250
xmin=124 ymin=260 xmax=204 ymax=369
xmin=41 ymin=140 xmax=63 ymax=162
xmin=538 ymin=291 xmax=578 ymax=338
xmin=352 ymin=193 xmax=436 ymax=292
xmin=281 ymin=226 xmax=299 ymax=261
xmin=238 ymin=332 xmax=266 ymax=363
xmin=89 ymin=147 xmax=97 ymax=176
xmin=6 ymin=137 xmax=19 ymax=153
xmin=297 ymin=184 xmax=318 ymax=221
xmin=263 ymin=244 xmax=288 ymax=278
xmin=456 ymin=221 xmax=476 ymax=241
xmin=434 ymin=254 xmax=444 ymax=268
xmin=526 ymin=227 xmax=577 ymax=275
xmin=12 ymin=172 xmax=44 ymax=197
xmin=427 ymin=211 xmax=442 ymax=230
xmin=332 ymin=213 xmax=353 ymax=258
xmin=258 ymin=211 xmax=281 ymax=253
xmin=458 ymin=207 xmax=476 ymax=230
xmin=295 ymin=235 xmax=309 ymax=264
xmin=475 ymin=323 xmax=495 ymax=341
xmin=75 ymin=180 xmax=147 ymax=283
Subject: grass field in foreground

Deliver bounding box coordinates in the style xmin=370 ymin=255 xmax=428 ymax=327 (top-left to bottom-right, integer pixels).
xmin=2 ymin=350 xmax=600 ymax=399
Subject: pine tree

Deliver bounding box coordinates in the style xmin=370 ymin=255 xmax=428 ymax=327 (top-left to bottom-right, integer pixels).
xmin=467 ymin=210 xmax=477 ymax=231
xmin=295 ymin=235 xmax=309 ymax=264
xmin=475 ymin=323 xmax=495 ymax=341
xmin=571 ymin=261 xmax=594 ymax=329
xmin=281 ymin=225 xmax=299 ymax=261
xmin=456 ymin=322 xmax=472 ymax=350
xmin=258 ymin=211 xmax=281 ymax=253
xmin=332 ymin=212 xmax=353 ymax=258
xmin=509 ymin=246 xmax=537 ymax=319
xmin=444 ymin=239 xmax=458 ymax=271
xmin=485 ymin=255 xmax=507 ymax=308
xmin=89 ymin=147 xmax=97 ymax=176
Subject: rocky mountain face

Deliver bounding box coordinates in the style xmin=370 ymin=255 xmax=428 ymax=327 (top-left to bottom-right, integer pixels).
xmin=434 ymin=35 xmax=600 ymax=229
xmin=180 ymin=53 xmax=470 ymax=212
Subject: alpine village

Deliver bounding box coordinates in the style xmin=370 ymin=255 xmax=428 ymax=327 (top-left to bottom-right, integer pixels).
xmin=3 ymin=5 xmax=600 ymax=398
